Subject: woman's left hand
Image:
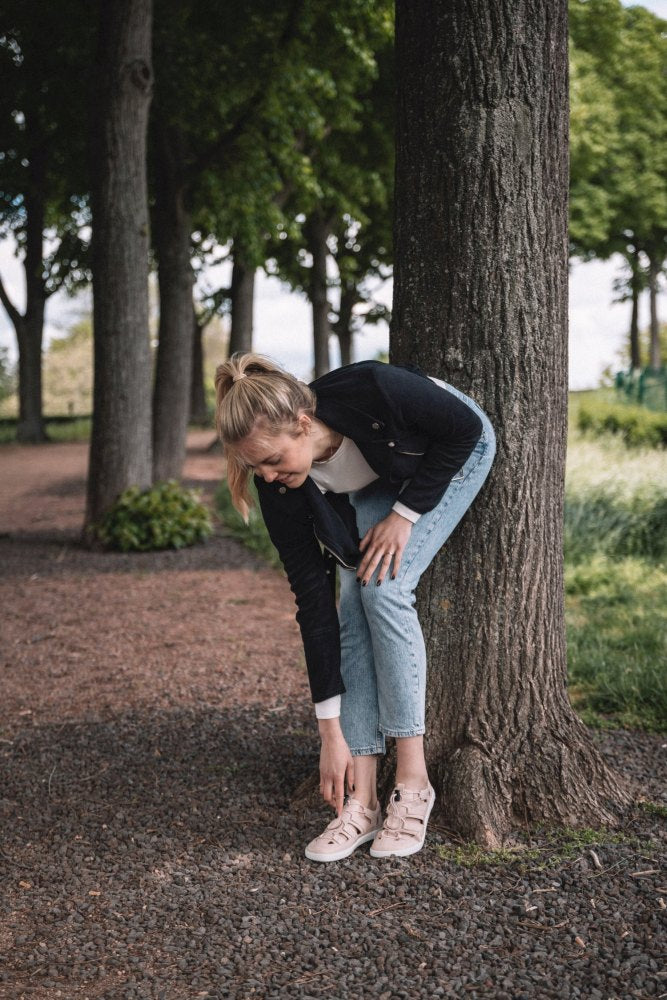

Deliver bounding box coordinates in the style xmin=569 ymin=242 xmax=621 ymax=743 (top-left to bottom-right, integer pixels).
xmin=357 ymin=511 xmax=412 ymax=586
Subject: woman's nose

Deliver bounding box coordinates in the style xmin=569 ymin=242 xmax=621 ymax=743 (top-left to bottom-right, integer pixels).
xmin=261 ymin=467 xmax=278 ymax=482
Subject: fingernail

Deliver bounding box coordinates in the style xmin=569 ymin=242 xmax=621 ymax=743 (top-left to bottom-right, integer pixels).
xmin=376 ymin=580 xmax=382 ymax=587
xmin=362 ymin=581 xmax=367 ymax=587
xmin=356 ymin=577 xmax=361 ymax=583
xmin=391 ymin=574 xmax=396 ymax=580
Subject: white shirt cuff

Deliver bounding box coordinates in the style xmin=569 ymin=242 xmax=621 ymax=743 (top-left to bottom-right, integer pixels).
xmin=392 ymin=501 xmax=422 ymax=524
xmin=314 ymin=694 xmax=342 ymax=719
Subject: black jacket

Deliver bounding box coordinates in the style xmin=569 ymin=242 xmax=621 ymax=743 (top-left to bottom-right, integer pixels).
xmin=254 ymin=361 xmax=484 ymax=703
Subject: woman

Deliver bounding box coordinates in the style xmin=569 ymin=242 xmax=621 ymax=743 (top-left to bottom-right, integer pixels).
xmin=215 ymin=352 xmax=496 ymax=862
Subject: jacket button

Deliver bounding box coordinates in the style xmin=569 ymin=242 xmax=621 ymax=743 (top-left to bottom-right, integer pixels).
xmin=372 ymin=422 xmax=380 ymax=430
xmin=278 ymin=486 xmax=287 ymax=494
xmin=388 ymin=441 xmax=395 ymax=447
xmin=326 ymin=569 xmax=331 ymax=575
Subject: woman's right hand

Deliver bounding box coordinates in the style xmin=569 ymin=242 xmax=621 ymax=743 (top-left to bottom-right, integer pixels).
xmin=318 ymin=719 xmax=355 ymax=816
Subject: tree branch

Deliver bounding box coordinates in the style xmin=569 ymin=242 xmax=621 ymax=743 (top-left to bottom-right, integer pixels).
xmin=0 ymin=270 xmax=23 ymax=329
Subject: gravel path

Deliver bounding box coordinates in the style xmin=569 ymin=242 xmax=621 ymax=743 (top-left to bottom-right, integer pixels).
xmin=1 ymin=438 xmax=665 ymax=999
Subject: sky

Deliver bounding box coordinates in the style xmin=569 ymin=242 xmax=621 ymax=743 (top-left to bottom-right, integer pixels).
xmin=1 ymin=0 xmax=664 ymax=390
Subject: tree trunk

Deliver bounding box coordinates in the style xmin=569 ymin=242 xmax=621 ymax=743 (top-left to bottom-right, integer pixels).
xmin=152 ymin=120 xmax=194 ymax=483
xmin=84 ymin=0 xmax=153 ymax=534
xmin=306 ymin=213 xmax=331 ymax=377
xmin=336 ymin=284 xmax=356 ymax=367
xmin=647 ymin=255 xmax=662 ymax=370
xmin=388 ymin=0 xmax=633 ymax=847
xmin=229 ymin=251 xmax=255 ymax=355
xmin=190 ymin=305 xmax=208 ymax=425
xmin=629 ymin=250 xmax=641 ymax=370
xmin=0 ymin=142 xmax=49 ymax=443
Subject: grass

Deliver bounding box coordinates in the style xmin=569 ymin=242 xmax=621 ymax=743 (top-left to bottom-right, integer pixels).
xmin=0 ymin=417 xmax=93 ymax=445
xmin=563 ymin=423 xmax=666 ymax=730
xmin=436 ymin=823 xmax=651 ymax=871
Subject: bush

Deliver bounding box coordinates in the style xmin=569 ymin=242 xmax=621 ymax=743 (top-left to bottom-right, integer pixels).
xmin=95 ymin=480 xmax=213 ymax=552
xmin=577 ymin=400 xmax=667 ymax=448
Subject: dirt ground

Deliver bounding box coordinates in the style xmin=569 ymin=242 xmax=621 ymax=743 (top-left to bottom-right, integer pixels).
xmin=0 ymin=431 xmax=309 ymax=731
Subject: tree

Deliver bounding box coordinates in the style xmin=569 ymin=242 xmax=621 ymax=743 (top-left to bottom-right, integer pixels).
xmin=84 ymin=0 xmax=154 ymax=533
xmin=0 ymin=2 xmax=91 ymax=441
xmin=263 ymin=1 xmax=394 ymax=376
xmin=390 ymin=0 xmax=632 ymax=846
xmin=149 ymin=0 xmax=306 ymax=480
xmin=569 ymin=0 xmax=667 ymax=370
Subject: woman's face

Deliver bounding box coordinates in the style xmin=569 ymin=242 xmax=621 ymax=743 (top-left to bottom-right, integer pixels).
xmin=237 ymin=416 xmax=314 ymax=488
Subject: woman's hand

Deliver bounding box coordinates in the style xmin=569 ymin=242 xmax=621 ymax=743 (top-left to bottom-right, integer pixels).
xmin=357 ymin=510 xmax=413 ymax=586
xmin=318 ymin=720 xmax=355 ymax=816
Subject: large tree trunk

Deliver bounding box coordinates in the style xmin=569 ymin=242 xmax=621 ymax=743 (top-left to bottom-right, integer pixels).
xmin=389 ymin=0 xmax=632 ymax=847
xmin=189 ymin=305 xmax=209 ymax=425
xmin=152 ymin=120 xmax=194 ymax=483
xmin=647 ymin=255 xmax=662 ymax=370
xmin=629 ymin=250 xmax=641 ymax=370
xmin=229 ymin=251 xmax=255 ymax=355
xmin=306 ymin=212 xmax=331 ymax=377
xmin=84 ymin=0 xmax=153 ymax=533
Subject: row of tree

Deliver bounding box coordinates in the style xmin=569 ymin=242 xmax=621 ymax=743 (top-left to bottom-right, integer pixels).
xmin=0 ymin=0 xmax=665 ymax=498
xmin=0 ymin=0 xmax=641 ymax=845
xmin=1 ymin=0 xmax=394 ymax=459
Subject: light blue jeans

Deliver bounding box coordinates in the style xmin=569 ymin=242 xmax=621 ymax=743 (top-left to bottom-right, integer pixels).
xmin=339 ymin=381 xmax=496 ymax=756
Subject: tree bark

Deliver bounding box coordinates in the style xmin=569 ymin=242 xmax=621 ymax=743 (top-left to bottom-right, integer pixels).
xmin=229 ymin=251 xmax=255 ymax=355
xmin=85 ymin=0 xmax=154 ymax=533
xmin=189 ymin=305 xmax=208 ymax=425
xmin=306 ymin=213 xmax=332 ymax=377
xmin=152 ymin=119 xmax=194 ymax=483
xmin=388 ymin=0 xmax=633 ymax=846
xmin=629 ymin=249 xmax=641 ymax=370
xmin=0 ymin=139 xmax=48 ymax=443
xmin=647 ymin=255 xmax=662 ymax=370
xmin=335 ymin=284 xmax=356 ymax=367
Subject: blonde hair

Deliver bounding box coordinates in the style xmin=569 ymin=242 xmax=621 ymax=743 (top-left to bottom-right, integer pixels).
xmin=215 ymin=352 xmax=316 ymax=521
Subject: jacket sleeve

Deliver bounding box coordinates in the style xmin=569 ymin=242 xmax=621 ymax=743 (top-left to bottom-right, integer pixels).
xmin=254 ymin=477 xmax=345 ymax=704
xmin=377 ymin=365 xmax=484 ymax=515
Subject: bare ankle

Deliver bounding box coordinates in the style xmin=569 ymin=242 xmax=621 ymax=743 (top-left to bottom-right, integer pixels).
xmin=394 ymin=773 xmax=429 ymax=790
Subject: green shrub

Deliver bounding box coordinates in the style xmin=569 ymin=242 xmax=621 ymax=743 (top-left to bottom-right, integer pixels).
xmin=95 ymin=480 xmax=213 ymax=552
xmin=576 ymin=400 xmax=667 ymax=448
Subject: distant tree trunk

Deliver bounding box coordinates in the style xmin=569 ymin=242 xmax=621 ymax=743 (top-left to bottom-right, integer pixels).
xmin=389 ymin=0 xmax=632 ymax=846
xmin=152 ymin=119 xmax=194 ymax=482
xmin=0 ymin=141 xmax=48 ymax=444
xmin=647 ymin=255 xmax=662 ymax=370
xmin=335 ymin=284 xmax=356 ymax=367
xmin=306 ymin=212 xmax=331 ymax=377
xmin=629 ymin=249 xmax=641 ymax=370
xmin=229 ymin=251 xmax=255 ymax=355
xmin=189 ymin=305 xmax=208 ymax=425
xmin=85 ymin=0 xmax=153 ymax=534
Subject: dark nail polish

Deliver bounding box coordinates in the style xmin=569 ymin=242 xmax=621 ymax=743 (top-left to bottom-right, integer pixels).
xmin=356 ymin=577 xmax=361 ymax=583
xmin=362 ymin=581 xmax=367 ymax=587
xmin=376 ymin=580 xmax=382 ymax=587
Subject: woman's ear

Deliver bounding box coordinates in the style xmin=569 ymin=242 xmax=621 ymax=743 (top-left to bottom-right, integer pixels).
xmin=296 ymin=412 xmax=312 ymax=435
